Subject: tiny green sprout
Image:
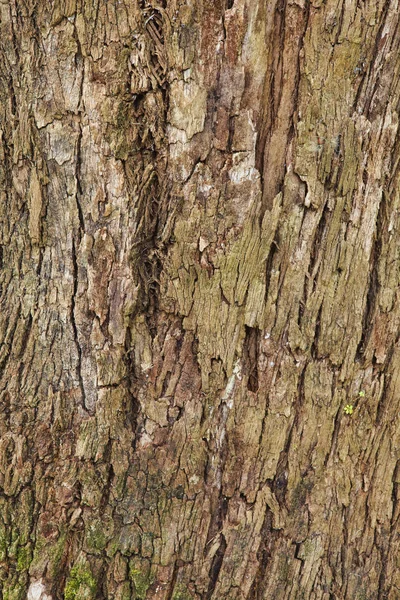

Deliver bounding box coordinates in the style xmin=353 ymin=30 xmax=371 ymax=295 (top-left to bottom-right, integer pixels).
xmin=344 ymin=404 xmax=354 ymax=415
xmin=359 ymin=390 xmax=365 ymax=397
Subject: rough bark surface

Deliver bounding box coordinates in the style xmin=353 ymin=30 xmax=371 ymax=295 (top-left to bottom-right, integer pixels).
xmin=1 ymin=0 xmax=400 ymax=599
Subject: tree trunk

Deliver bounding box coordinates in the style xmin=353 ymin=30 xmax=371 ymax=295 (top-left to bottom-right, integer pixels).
xmin=1 ymin=0 xmax=400 ymax=598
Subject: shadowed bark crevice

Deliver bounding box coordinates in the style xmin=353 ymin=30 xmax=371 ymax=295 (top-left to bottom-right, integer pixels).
xmin=206 ymin=533 xmax=227 ymax=600
xmin=243 ymin=326 xmax=260 ymax=393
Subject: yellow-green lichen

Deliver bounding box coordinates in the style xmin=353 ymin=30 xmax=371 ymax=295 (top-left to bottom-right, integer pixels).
xmin=0 ymin=523 xmax=7 ymax=562
xmin=1 ymin=579 xmax=27 ymax=600
xmin=64 ymin=565 xmax=96 ymax=600
xmin=85 ymin=520 xmax=109 ymax=553
xmin=129 ymin=568 xmax=154 ymax=600
xmin=16 ymin=545 xmax=32 ymax=572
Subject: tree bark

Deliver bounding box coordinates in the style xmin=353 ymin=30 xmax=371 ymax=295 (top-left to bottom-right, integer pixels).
xmin=1 ymin=0 xmax=400 ymax=598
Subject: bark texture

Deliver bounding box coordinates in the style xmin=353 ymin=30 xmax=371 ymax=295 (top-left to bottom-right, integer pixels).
xmin=1 ymin=0 xmax=400 ymax=598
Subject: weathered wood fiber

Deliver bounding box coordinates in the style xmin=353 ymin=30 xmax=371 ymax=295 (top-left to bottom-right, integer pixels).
xmin=1 ymin=0 xmax=400 ymax=598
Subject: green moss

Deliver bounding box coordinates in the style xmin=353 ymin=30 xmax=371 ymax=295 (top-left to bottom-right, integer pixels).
xmin=47 ymin=531 xmax=67 ymax=579
xmin=118 ymin=582 xmax=133 ymax=600
xmin=0 ymin=527 xmax=8 ymax=562
xmin=85 ymin=521 xmax=108 ymax=553
xmin=2 ymin=591 xmax=24 ymax=600
xmin=106 ymin=538 xmax=119 ymax=558
xmin=64 ymin=565 xmax=96 ymax=600
xmin=1 ymin=579 xmax=26 ymax=600
xmin=30 ymin=529 xmax=67 ymax=579
xmin=129 ymin=568 xmax=154 ymax=600
xmin=16 ymin=545 xmax=32 ymax=572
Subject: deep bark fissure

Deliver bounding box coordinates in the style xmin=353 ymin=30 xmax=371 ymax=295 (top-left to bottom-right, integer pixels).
xmin=355 ymin=192 xmax=385 ymax=362
xmin=243 ymin=326 xmax=260 ymax=392
xmin=205 ymin=533 xmax=227 ymax=600
xmin=248 ymin=509 xmax=281 ymax=600
xmin=70 ymin=237 xmax=86 ymax=411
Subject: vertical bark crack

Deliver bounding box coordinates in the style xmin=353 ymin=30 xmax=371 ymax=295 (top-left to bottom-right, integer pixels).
xmin=205 ymin=533 xmax=227 ymax=600
xmin=243 ymin=326 xmax=260 ymax=393
xmin=71 ymin=237 xmax=86 ymax=410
